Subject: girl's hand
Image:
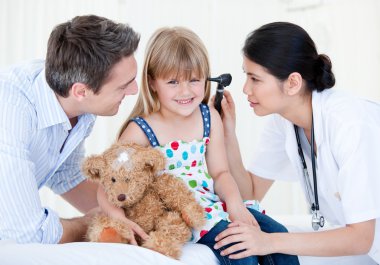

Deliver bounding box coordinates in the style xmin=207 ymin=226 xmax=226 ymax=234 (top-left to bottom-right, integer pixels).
xmin=103 ymin=209 xmax=149 ymax=245
xmin=97 ymin=185 xmax=150 ymax=244
xmin=228 ymin=205 xmax=258 ymax=227
xmin=120 ymin=217 xmax=150 ymax=245
xmin=214 ymin=221 xmax=272 ymax=259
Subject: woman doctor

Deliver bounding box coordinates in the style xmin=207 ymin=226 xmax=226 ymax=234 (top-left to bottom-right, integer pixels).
xmin=213 ymin=22 xmax=380 ymax=264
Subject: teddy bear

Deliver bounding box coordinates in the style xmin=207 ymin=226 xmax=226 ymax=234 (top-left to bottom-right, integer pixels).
xmin=81 ymin=142 xmax=205 ymax=259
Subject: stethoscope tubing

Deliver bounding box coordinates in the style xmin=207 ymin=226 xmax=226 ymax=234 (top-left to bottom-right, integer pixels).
xmin=294 ymin=113 xmax=324 ymax=230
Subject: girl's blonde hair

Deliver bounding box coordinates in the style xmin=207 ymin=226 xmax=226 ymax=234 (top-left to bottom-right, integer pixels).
xmin=118 ymin=27 xmax=211 ymax=139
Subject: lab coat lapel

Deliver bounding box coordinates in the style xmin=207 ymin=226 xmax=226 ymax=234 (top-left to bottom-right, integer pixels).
xmin=284 ymin=119 xmax=303 ymax=178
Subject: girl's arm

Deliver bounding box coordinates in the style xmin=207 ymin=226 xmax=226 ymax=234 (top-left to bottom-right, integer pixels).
xmin=97 ymin=185 xmax=148 ymax=244
xmin=215 ymin=90 xmax=274 ymax=201
xmin=97 ymin=185 xmax=126 ymax=220
xmin=215 ymin=219 xmax=375 ymax=258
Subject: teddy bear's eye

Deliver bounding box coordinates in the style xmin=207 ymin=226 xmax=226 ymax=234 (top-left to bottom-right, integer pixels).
xmin=125 ymin=178 xmax=130 ymax=183
xmin=111 ymin=177 xmax=116 ymax=183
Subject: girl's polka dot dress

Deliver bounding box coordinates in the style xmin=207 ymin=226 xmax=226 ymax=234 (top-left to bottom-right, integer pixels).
xmin=131 ymin=104 xmax=262 ymax=242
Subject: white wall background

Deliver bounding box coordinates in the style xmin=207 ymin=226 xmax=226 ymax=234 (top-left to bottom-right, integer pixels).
xmin=1 ymin=0 xmax=380 ymax=218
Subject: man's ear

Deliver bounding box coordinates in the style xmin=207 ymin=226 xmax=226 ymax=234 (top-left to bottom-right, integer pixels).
xmin=81 ymin=155 xmax=106 ymax=181
xmin=70 ymin=82 xmax=90 ymax=101
xmin=283 ymin=72 xmax=303 ymax=96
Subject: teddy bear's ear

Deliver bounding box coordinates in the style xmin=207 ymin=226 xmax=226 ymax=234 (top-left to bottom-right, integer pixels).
xmin=144 ymin=148 xmax=166 ymax=174
xmin=81 ymin=155 xmax=106 ymax=181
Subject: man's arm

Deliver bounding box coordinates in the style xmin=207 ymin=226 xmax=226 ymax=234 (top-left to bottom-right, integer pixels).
xmin=58 ymin=180 xmax=99 ymax=243
xmin=58 ymin=207 xmax=99 ymax=243
xmin=0 ymin=99 xmax=64 ymax=243
xmin=61 ymin=180 xmax=98 ymax=213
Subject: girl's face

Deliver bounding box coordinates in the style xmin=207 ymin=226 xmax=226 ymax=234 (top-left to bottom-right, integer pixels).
xmin=150 ymin=73 xmax=206 ymax=117
xmin=242 ymin=56 xmax=286 ymax=116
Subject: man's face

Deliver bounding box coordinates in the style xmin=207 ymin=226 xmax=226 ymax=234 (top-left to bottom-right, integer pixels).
xmin=86 ymin=55 xmax=138 ymax=116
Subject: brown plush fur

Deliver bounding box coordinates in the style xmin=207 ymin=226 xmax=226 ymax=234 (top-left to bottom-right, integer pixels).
xmin=82 ymin=142 xmax=205 ymax=259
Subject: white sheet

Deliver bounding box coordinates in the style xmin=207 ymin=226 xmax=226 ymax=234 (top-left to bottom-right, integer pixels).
xmin=0 ymin=241 xmax=218 ymax=265
xmin=1 ymin=215 xmax=377 ymax=265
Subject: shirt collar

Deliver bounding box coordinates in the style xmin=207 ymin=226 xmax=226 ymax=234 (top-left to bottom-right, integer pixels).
xmin=33 ymin=69 xmax=95 ymax=130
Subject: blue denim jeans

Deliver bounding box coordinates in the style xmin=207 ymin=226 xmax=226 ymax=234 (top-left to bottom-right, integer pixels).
xmin=198 ymin=208 xmax=300 ymax=265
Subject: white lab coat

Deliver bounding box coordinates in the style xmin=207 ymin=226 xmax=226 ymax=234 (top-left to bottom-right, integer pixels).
xmin=248 ymin=89 xmax=380 ymax=263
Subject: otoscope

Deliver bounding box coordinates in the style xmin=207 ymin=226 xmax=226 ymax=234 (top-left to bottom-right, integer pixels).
xmin=207 ymin=73 xmax=232 ymax=114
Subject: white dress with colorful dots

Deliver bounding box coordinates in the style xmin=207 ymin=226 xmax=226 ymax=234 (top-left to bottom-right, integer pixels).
xmin=131 ymin=104 xmax=261 ymax=242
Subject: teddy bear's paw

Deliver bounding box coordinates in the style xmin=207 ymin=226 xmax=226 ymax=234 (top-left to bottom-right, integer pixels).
xmin=181 ymin=204 xmax=206 ymax=229
xmin=98 ymin=227 xmax=128 ymax=243
xmin=87 ymin=214 xmax=133 ymax=244
xmin=142 ymin=232 xmax=182 ymax=259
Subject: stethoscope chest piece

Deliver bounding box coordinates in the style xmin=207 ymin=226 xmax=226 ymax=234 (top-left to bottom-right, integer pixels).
xmin=311 ymin=211 xmax=325 ymax=231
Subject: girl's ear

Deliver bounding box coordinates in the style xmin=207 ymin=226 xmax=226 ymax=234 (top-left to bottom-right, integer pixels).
xmin=283 ymin=72 xmax=303 ymax=96
xmin=148 ymin=75 xmax=155 ymax=92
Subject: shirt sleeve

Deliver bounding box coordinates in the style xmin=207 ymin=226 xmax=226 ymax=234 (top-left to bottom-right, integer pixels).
xmin=0 ymin=97 xmax=63 ymax=243
xmin=331 ymin=120 xmax=380 ymax=224
xmin=45 ymin=140 xmax=87 ymax=195
xmin=247 ymin=114 xmax=298 ymax=181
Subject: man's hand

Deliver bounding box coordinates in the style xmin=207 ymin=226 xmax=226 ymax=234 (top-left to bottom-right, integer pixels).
xmin=59 ymin=207 xmax=101 ymax=243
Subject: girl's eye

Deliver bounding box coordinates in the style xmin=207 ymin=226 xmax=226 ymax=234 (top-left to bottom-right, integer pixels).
xmin=190 ymin=79 xmax=200 ymax=83
xmin=167 ymin=80 xmax=179 ymax=85
xmin=111 ymin=177 xmax=116 ymax=183
xmin=251 ymin=77 xmax=259 ymax=82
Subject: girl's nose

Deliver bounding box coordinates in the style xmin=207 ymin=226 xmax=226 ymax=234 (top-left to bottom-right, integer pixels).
xmin=178 ymin=81 xmax=191 ymax=93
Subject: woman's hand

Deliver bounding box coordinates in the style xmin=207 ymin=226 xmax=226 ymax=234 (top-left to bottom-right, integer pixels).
xmin=220 ymin=90 xmax=237 ymax=137
xmin=214 ymin=221 xmax=273 ymax=259
xmin=210 ymin=90 xmax=237 ymax=138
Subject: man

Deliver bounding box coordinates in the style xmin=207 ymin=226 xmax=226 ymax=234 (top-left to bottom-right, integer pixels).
xmin=0 ymin=15 xmax=140 ymax=244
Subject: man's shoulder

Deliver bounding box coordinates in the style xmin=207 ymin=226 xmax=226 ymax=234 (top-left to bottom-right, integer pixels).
xmin=0 ymin=60 xmax=45 ymax=121
xmin=3 ymin=59 xmax=45 ymax=83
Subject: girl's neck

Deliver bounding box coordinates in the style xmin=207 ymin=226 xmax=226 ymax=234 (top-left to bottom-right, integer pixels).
xmin=281 ymin=92 xmax=313 ymax=132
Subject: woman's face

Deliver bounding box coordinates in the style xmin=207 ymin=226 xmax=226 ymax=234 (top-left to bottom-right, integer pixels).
xmin=242 ymin=56 xmax=287 ymax=116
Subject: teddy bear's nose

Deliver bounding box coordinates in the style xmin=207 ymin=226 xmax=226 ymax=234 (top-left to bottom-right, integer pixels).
xmin=117 ymin=194 xmax=126 ymax=202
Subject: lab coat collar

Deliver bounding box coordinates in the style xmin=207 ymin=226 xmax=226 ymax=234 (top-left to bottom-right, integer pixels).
xmin=312 ymin=90 xmax=324 ymax=151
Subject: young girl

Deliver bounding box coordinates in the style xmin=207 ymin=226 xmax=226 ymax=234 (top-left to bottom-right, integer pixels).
xmin=100 ymin=26 xmax=299 ymax=264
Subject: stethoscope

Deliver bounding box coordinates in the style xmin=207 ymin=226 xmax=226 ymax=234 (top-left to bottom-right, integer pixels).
xmin=294 ymin=114 xmax=325 ymax=231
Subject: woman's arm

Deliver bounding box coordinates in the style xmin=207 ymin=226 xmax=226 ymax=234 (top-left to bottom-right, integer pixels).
xmin=218 ymin=91 xmax=274 ymax=201
xmin=206 ymin=107 xmax=257 ymax=225
xmin=214 ymin=219 xmax=375 ymax=258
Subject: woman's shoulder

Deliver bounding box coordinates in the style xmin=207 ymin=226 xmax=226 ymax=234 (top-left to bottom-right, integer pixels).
xmin=316 ymin=89 xmax=380 ymax=125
